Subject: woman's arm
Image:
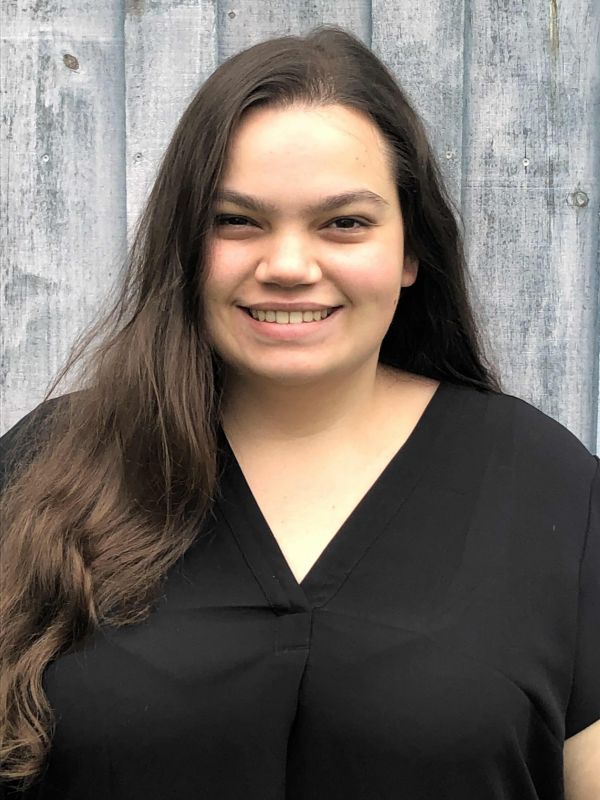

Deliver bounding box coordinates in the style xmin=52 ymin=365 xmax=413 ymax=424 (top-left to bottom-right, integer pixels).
xmin=564 ymin=718 xmax=600 ymax=798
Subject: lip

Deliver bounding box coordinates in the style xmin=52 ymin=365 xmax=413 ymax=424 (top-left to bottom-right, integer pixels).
xmin=239 ymin=303 xmax=343 ymax=311
xmin=237 ymin=305 xmax=342 ymax=340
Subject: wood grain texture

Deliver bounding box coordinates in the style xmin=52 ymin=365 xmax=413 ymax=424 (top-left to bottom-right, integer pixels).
xmin=124 ymin=0 xmax=218 ymax=240
xmin=459 ymin=0 xmax=599 ymax=451
xmin=1 ymin=0 xmax=127 ymax=430
xmin=1 ymin=0 xmax=598 ymax=454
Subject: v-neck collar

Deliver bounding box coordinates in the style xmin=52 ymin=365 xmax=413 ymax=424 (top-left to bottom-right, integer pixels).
xmin=215 ymin=380 xmax=456 ymax=611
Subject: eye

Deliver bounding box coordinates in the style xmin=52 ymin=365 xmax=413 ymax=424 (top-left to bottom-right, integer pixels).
xmin=214 ymin=215 xmax=255 ymax=228
xmin=327 ymin=217 xmax=371 ymax=231
xmin=213 ymin=215 xmax=371 ymax=232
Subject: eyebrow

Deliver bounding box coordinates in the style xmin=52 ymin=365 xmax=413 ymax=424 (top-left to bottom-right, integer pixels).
xmin=213 ymin=189 xmax=390 ymax=215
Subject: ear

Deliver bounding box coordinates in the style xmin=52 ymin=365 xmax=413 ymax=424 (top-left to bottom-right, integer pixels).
xmin=401 ymin=255 xmax=419 ymax=288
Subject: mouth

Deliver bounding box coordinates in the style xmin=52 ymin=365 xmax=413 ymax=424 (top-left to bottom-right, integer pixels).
xmin=239 ymin=306 xmax=343 ymax=323
xmin=235 ymin=305 xmax=343 ymax=340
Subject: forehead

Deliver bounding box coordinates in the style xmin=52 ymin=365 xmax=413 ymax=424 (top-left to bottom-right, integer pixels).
xmin=219 ymin=105 xmax=396 ymax=210
xmin=229 ymin=104 xmax=388 ymax=159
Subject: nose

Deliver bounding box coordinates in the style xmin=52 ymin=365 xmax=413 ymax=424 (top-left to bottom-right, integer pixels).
xmin=254 ymin=237 xmax=322 ymax=287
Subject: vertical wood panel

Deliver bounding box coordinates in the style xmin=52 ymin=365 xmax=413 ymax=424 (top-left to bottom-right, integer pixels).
xmin=1 ymin=0 xmax=127 ymax=431
xmin=373 ymin=0 xmax=466 ymax=206
xmin=462 ymin=0 xmax=599 ymax=452
xmin=214 ymin=0 xmax=369 ymax=63
xmin=123 ymin=0 xmax=218 ymax=243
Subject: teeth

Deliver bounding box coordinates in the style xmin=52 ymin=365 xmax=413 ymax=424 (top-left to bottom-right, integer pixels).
xmin=249 ymin=308 xmax=334 ymax=324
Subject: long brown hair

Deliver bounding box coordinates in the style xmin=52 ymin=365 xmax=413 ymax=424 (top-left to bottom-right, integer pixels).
xmin=0 ymin=24 xmax=502 ymax=787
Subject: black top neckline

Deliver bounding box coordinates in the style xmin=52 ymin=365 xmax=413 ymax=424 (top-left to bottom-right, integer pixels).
xmin=215 ymin=379 xmax=459 ymax=609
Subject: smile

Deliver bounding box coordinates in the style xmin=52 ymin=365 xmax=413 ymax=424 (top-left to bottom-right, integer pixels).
xmin=247 ymin=308 xmax=335 ymax=323
xmin=238 ymin=305 xmax=342 ymax=339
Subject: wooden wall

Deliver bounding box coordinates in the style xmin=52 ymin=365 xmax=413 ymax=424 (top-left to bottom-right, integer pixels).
xmin=2 ymin=0 xmax=599 ymax=454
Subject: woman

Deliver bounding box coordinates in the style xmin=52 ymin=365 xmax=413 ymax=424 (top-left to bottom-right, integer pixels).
xmin=1 ymin=25 xmax=598 ymax=800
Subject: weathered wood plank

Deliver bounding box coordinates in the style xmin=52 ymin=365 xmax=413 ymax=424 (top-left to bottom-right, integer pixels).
xmin=460 ymin=0 xmax=599 ymax=452
xmin=374 ymin=0 xmax=465 ymax=205
xmin=1 ymin=0 xmax=127 ymax=431
xmin=123 ymin=0 xmax=218 ymax=240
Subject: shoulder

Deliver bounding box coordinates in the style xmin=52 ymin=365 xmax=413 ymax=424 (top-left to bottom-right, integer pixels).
xmin=0 ymin=393 xmax=78 ymax=493
xmin=457 ymin=385 xmax=599 ymax=512
xmin=0 ymin=394 xmax=73 ymax=448
xmin=486 ymin=387 xmax=595 ymax=463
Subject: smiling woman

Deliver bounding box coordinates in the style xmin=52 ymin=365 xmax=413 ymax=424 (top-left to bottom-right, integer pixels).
xmin=1 ymin=23 xmax=599 ymax=800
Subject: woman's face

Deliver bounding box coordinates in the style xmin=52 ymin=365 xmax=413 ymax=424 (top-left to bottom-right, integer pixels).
xmin=204 ymin=104 xmax=418 ymax=388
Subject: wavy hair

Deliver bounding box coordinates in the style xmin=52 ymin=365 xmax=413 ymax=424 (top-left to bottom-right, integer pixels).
xmin=0 ymin=24 xmax=502 ymax=788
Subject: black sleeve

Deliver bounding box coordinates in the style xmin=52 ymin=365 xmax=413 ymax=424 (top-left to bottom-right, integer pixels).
xmin=564 ymin=454 xmax=600 ymax=738
xmin=0 ymin=396 xmax=69 ymax=494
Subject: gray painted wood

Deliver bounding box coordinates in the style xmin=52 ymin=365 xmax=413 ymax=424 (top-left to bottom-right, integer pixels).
xmin=124 ymin=0 xmax=218 ymax=242
xmin=460 ymin=0 xmax=599 ymax=452
xmin=1 ymin=0 xmax=127 ymax=429
xmin=2 ymin=0 xmax=598 ymax=455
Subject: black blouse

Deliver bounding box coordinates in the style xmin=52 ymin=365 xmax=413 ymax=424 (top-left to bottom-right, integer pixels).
xmin=1 ymin=380 xmax=599 ymax=799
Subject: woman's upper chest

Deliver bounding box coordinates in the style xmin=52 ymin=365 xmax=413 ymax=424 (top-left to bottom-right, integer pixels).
xmin=227 ymin=379 xmax=441 ymax=583
xmin=243 ymin=464 xmax=385 ymax=584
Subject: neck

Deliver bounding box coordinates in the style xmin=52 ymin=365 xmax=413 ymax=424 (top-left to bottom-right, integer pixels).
xmin=219 ymin=361 xmax=408 ymax=449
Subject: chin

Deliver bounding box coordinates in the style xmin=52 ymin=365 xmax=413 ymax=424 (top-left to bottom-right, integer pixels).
xmin=229 ymin=359 xmax=342 ymax=387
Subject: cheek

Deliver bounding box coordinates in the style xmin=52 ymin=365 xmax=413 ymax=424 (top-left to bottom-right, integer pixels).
xmin=343 ymin=258 xmax=403 ymax=309
xmin=204 ymin=239 xmax=241 ymax=290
